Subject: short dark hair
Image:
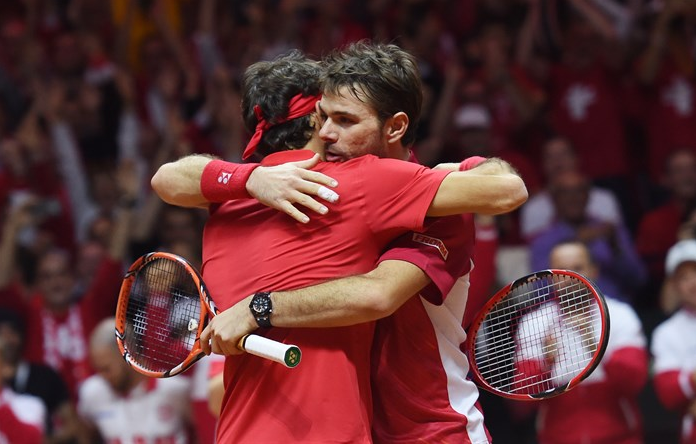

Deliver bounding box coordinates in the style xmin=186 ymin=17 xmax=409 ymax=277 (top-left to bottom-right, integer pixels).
xmin=241 ymin=50 xmax=322 ymax=158
xmin=322 ymin=40 xmax=423 ymax=147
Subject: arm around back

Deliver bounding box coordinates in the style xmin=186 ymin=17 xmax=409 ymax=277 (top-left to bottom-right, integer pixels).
xmin=271 ymin=259 xmax=430 ymax=328
xmin=427 ymin=158 xmax=528 ymax=217
xmin=151 ymin=155 xmax=216 ymax=209
xmin=151 ymin=153 xmax=340 ymax=223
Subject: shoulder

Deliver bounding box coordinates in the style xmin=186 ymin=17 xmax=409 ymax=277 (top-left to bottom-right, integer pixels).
xmin=155 ymin=376 xmax=192 ymax=395
xmin=604 ymin=298 xmax=645 ymax=343
xmin=339 ymin=155 xmax=428 ymax=172
xmin=2 ymin=389 xmax=46 ymax=428
xmin=651 ymin=311 xmax=685 ymax=342
xmin=28 ymin=362 xmax=64 ymax=381
xmin=590 ymin=187 xmax=618 ymax=203
xmin=523 ymin=191 xmax=551 ymax=209
xmin=78 ymin=375 xmax=114 ymax=403
xmin=605 ymin=298 xmax=639 ymax=320
xmin=530 ymin=222 xmax=573 ymax=243
xmin=642 ymin=203 xmax=681 ymax=223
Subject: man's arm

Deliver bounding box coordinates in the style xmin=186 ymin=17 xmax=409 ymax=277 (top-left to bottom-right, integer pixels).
xmin=427 ymin=157 xmax=528 ymax=217
xmin=201 ymin=260 xmax=429 ymax=355
xmin=151 ymin=153 xmax=340 ymax=223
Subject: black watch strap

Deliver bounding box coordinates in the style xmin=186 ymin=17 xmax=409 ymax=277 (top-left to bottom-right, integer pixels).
xmin=249 ymin=291 xmax=273 ymax=328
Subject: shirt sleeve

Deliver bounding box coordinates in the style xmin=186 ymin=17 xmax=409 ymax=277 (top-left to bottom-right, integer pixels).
xmin=377 ymin=214 xmax=475 ymax=305
xmin=651 ymin=320 xmax=684 ymax=373
xmin=76 ymin=378 xmax=99 ymax=421
xmin=357 ymin=156 xmax=450 ymax=234
xmin=603 ymin=347 xmax=649 ymax=396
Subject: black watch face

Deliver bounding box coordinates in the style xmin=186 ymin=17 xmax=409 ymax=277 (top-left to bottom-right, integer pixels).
xmin=252 ymin=298 xmax=269 ymax=314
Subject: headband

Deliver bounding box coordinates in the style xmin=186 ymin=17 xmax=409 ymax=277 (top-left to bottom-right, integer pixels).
xmin=242 ymin=93 xmax=321 ymax=160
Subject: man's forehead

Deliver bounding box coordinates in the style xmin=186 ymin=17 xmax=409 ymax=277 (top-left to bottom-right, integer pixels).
xmin=319 ymin=88 xmax=374 ymax=117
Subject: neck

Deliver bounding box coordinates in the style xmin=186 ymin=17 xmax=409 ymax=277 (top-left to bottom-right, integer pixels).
xmin=304 ymin=136 xmax=325 ymax=160
xmin=120 ymin=373 xmax=146 ymax=396
xmin=46 ymin=301 xmax=71 ymax=316
xmin=1 ymin=360 xmax=18 ymax=380
xmin=386 ymin=143 xmax=410 ymax=161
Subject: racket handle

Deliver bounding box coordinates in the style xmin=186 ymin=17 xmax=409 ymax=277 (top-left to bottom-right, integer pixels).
xmin=239 ymin=334 xmax=302 ymax=368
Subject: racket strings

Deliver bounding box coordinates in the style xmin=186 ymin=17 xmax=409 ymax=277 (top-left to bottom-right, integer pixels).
xmin=123 ymin=258 xmax=202 ymax=373
xmin=473 ymin=274 xmax=601 ymax=395
xmin=475 ymin=283 xmax=599 ymax=354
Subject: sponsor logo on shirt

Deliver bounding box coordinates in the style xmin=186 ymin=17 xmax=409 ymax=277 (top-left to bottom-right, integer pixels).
xmin=218 ymin=172 xmax=232 ymax=184
xmin=411 ymin=233 xmax=448 ymax=260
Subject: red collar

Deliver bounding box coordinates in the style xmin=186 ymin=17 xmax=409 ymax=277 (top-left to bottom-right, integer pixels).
xmin=260 ymin=150 xmax=317 ymax=166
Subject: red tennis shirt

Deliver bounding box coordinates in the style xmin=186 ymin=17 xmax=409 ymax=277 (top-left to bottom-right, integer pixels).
xmin=201 ymin=150 xmax=450 ymax=443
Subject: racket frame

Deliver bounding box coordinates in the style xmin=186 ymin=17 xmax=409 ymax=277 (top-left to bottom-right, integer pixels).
xmin=115 ymin=252 xmax=213 ymax=378
xmin=466 ymin=269 xmax=610 ymax=400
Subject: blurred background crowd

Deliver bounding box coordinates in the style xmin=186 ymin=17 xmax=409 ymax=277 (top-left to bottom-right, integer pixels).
xmin=0 ymin=0 xmax=695 ymax=442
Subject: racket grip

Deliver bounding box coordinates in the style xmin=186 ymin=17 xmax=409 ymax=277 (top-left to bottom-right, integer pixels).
xmin=239 ymin=334 xmax=302 ymax=368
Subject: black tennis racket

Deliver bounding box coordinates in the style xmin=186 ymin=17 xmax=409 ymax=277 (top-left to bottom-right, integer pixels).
xmin=466 ymin=269 xmax=609 ymax=400
xmin=115 ymin=252 xmax=301 ymax=378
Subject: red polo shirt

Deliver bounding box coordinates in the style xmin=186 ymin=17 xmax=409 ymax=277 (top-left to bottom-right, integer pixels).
xmin=203 ymin=150 xmax=450 ymax=443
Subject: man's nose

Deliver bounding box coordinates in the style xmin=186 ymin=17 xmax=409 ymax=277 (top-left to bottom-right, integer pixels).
xmin=318 ymin=119 xmax=336 ymax=142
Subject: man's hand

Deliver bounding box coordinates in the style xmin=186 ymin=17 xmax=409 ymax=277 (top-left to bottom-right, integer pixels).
xmin=246 ymin=153 xmax=340 ymax=223
xmin=200 ymin=296 xmax=257 ymax=356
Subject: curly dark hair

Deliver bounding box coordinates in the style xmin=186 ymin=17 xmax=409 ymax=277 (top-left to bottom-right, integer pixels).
xmin=322 ymin=40 xmax=423 ymax=147
xmin=240 ymin=50 xmax=322 ymax=159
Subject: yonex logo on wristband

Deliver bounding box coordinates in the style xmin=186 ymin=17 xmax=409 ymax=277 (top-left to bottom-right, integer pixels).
xmin=218 ymin=172 xmax=232 ymax=184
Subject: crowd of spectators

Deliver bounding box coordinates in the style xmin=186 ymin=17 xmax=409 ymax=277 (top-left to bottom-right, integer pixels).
xmin=0 ymin=0 xmax=695 ymax=442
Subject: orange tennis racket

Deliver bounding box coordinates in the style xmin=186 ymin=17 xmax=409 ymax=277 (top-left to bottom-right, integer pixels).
xmin=115 ymin=252 xmax=301 ymax=378
xmin=467 ymin=269 xmax=609 ymax=400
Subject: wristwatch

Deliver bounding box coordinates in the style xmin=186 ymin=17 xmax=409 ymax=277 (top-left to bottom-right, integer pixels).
xmin=249 ymin=291 xmax=273 ymax=328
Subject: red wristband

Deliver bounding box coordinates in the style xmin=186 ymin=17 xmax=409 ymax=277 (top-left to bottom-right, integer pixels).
xmin=459 ymin=156 xmax=487 ymax=171
xmin=200 ymin=159 xmax=259 ymax=202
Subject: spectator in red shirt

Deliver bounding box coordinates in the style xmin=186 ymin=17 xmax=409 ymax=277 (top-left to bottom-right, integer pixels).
xmin=516 ymin=241 xmax=649 ymax=444
xmin=0 ymin=166 xmax=135 ymax=400
xmin=636 ymin=0 xmax=696 ymax=182
xmin=651 ymin=239 xmax=696 ymax=444
xmin=636 ymin=149 xmax=696 ymax=310
xmin=0 ymin=309 xmax=86 ymax=444
xmin=517 ymin=0 xmax=634 ymax=202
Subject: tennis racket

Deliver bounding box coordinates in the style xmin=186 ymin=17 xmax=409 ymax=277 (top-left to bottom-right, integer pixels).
xmin=115 ymin=252 xmax=301 ymax=378
xmin=466 ymin=269 xmax=609 ymax=400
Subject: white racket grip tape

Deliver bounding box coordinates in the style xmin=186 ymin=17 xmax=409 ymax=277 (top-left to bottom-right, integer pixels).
xmin=240 ymin=334 xmax=302 ymax=368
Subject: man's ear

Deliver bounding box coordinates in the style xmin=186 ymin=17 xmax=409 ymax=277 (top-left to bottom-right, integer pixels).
xmin=385 ymin=112 xmax=409 ymax=144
